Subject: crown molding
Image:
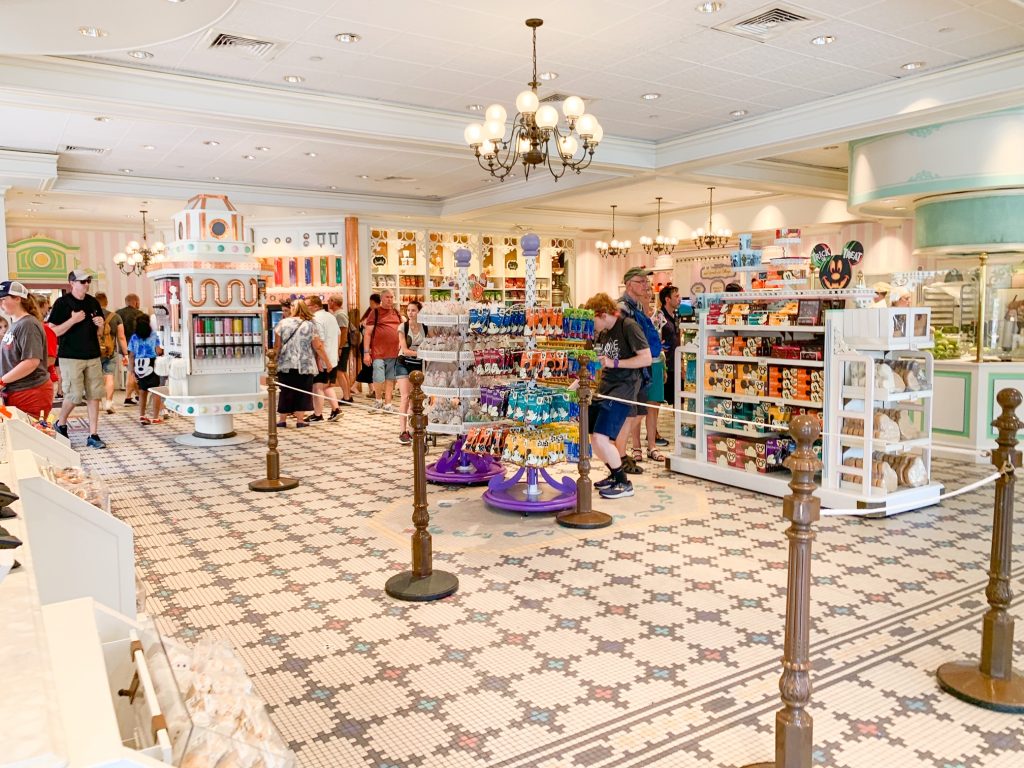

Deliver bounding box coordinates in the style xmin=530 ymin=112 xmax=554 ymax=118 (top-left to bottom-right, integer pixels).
xmin=0 ymin=56 xmax=654 ymax=169
xmin=682 ymin=160 xmax=848 ymax=199
xmin=52 ymin=171 xmax=444 ymax=218
xmin=655 ymin=49 xmax=1024 ymax=171
xmin=0 ymin=149 xmax=57 ymax=191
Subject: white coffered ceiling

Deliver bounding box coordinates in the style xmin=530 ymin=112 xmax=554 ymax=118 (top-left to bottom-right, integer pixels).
xmin=0 ymin=0 xmax=1022 ymax=231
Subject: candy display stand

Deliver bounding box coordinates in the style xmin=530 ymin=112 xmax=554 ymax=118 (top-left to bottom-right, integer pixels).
xmin=482 ymin=233 xmax=577 ymax=513
xmin=423 ymin=247 xmax=503 ymax=485
xmin=147 ymin=194 xmax=267 ymax=446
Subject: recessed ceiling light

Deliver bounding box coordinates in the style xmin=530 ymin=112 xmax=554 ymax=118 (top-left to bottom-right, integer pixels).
xmin=642 ymin=92 xmax=661 ymax=100
xmin=78 ymin=26 xmax=108 ymax=38
xmin=356 ymin=174 xmax=369 ymax=179
xmin=127 ymin=50 xmax=153 ymax=59
xmin=283 ymin=75 xmax=305 ymax=83
xmin=467 ymin=104 xmax=484 ymax=112
xmin=730 ymin=109 xmax=748 ymax=117
xmin=298 ymin=211 xmax=307 ymax=215
xmin=203 ymin=140 xmax=220 ymax=146
xmin=894 ymin=206 xmax=907 ymax=211
xmin=242 ymin=154 xmax=256 ymax=160
xmin=695 ymin=2 xmax=723 ymax=13
xmin=329 ymin=185 xmax=337 ymax=190
xmin=539 ymin=71 xmax=559 ymax=81
xmin=94 ymin=116 xmax=111 ymax=122
xmin=305 ymin=152 xmax=318 ymax=157
xmin=309 ymin=55 xmax=323 ymax=62
xmin=256 ymin=146 xmax=271 ymax=151
xmin=142 ymin=144 xmax=156 ymax=150
xmin=212 ymin=176 xmax=221 ymax=180
xmin=901 ymin=61 xmax=926 ymax=70
xmin=119 ymin=168 xmax=133 ymax=174
xmin=811 ymin=35 xmax=835 ymax=45
xmin=335 ymin=32 xmax=362 ymax=44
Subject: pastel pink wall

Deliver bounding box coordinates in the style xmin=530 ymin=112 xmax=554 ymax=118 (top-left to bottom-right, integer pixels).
xmin=6 ymin=225 xmax=152 ymax=310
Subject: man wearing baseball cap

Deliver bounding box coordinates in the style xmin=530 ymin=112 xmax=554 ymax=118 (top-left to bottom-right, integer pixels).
xmin=46 ymin=270 xmax=107 ymax=448
xmin=617 ymin=266 xmax=662 ymax=472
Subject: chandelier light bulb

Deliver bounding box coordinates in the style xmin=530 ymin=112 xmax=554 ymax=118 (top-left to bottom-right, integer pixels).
xmin=515 ymin=89 xmax=539 ymax=115
xmin=464 ymin=123 xmax=483 ymax=146
xmin=114 ymin=252 xmax=126 ymax=264
xmin=535 ymin=104 xmax=559 ymax=129
xmin=127 ymin=240 xmax=140 ymax=252
xmin=640 ymin=236 xmax=653 ymax=246
xmin=485 ymin=104 xmax=507 ymax=123
xmin=562 ymin=96 xmax=584 ymax=120
xmin=518 ymin=136 xmax=532 ymax=153
xmin=481 ymin=140 xmax=498 ymax=157
xmin=576 ymin=113 xmax=597 ymax=137
xmin=590 ymin=123 xmax=604 ymax=144
xmin=153 ymin=241 xmax=165 ymax=251
xmin=558 ymin=135 xmax=578 ymax=157
xmin=483 ymin=120 xmax=505 ymax=141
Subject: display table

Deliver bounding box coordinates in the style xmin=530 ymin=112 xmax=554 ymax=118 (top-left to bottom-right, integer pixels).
xmin=932 ymin=359 xmax=1024 ymax=462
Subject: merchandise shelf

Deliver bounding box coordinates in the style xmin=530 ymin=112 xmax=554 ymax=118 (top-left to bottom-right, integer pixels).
xmin=840 ymin=386 xmax=933 ymax=402
xmin=706 ymin=324 xmax=825 ymax=333
xmin=418 ymin=349 xmax=477 ymax=363
xmin=705 ymin=354 xmax=825 ymax=367
xmin=422 ymin=386 xmax=481 ymax=399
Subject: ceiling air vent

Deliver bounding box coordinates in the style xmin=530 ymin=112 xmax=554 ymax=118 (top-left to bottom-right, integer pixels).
xmin=378 ymin=176 xmax=417 ymax=182
xmin=715 ymin=5 xmax=816 ymax=41
xmin=205 ymin=31 xmax=280 ymax=59
xmin=62 ymin=145 xmax=108 ymax=155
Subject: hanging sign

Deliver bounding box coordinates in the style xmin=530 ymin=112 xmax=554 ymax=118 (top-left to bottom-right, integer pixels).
xmin=842 ymin=239 xmax=864 ymax=265
xmin=709 ymin=279 xmax=726 ymax=293
xmin=690 ymin=282 xmax=706 ymax=295
xmin=810 ymin=243 xmax=831 ymax=270
xmin=819 ymin=254 xmax=852 ymax=289
xmin=371 ymin=254 xmax=387 ymax=267
xmin=700 ymin=263 xmax=736 ymax=279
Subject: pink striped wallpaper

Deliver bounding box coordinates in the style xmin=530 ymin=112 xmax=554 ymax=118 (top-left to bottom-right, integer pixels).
xmin=6 ymin=225 xmax=157 ymax=310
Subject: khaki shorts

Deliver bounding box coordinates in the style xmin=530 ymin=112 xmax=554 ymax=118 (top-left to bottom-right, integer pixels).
xmin=59 ymin=357 xmax=105 ymax=404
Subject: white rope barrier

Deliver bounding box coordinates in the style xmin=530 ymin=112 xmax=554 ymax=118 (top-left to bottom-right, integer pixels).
xmin=274 ymin=378 xmax=406 ymax=418
xmin=821 ymin=471 xmax=1003 ymax=518
xmin=592 ymin=391 xmax=991 ymax=459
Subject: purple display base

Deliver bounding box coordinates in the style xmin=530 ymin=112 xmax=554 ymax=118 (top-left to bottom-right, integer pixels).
xmin=483 ymin=466 xmax=577 ymax=513
xmin=426 ymin=436 xmax=504 ymax=486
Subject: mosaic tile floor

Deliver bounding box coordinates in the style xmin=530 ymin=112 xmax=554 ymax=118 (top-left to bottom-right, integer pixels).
xmin=74 ymin=402 xmax=1024 ymax=768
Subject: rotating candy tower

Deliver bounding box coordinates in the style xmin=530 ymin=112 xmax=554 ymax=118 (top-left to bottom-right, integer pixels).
xmin=149 ymin=194 xmax=267 ymax=445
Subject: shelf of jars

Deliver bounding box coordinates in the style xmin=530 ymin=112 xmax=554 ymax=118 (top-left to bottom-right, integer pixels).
xmin=369 ymin=227 xmax=565 ymax=308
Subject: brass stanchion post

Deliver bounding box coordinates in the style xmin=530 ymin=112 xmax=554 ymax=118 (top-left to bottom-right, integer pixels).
xmin=937 ymin=388 xmax=1024 ymax=711
xmin=557 ymin=360 xmax=612 ymax=529
xmin=743 ymin=415 xmax=821 ymax=768
xmin=249 ymin=349 xmax=299 ymax=492
xmin=385 ymin=371 xmax=459 ymax=601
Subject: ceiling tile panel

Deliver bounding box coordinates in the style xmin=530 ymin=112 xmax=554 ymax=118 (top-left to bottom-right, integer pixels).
xmin=939 ymin=26 xmax=1024 ymax=57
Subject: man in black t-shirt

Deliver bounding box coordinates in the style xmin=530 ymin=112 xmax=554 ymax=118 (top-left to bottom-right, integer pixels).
xmin=584 ymin=292 xmax=652 ymax=500
xmin=46 ymin=270 xmax=107 ymax=448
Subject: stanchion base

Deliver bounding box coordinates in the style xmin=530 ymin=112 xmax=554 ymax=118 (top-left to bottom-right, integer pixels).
xmin=556 ymin=508 xmax=613 ymax=529
xmin=385 ymin=570 xmax=459 ymax=602
xmin=937 ymin=661 xmax=1024 ymax=712
xmin=248 ymin=476 xmax=300 ymax=492
xmin=175 ymin=432 xmax=256 ymax=447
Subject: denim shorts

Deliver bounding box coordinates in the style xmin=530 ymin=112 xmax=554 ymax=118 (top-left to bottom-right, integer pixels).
xmin=101 ymin=356 xmax=117 ymax=375
xmin=592 ymin=399 xmax=632 ymax=440
xmin=372 ymin=357 xmax=398 ymax=383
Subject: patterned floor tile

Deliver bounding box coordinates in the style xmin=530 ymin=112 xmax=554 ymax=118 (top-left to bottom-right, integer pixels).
xmin=70 ymin=401 xmax=1024 ymax=767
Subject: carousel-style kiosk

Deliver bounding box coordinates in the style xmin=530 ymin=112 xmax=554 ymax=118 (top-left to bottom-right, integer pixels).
xmin=148 ymin=194 xmax=267 ymax=446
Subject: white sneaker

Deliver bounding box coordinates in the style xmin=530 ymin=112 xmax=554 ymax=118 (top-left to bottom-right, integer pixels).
xmin=383 ymin=403 xmax=395 ymax=413
xmin=104 ymin=399 xmax=114 ymax=414
xmin=374 ymin=400 xmax=384 ymax=411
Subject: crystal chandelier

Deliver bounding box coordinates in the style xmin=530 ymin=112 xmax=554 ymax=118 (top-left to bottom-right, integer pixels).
xmin=692 ymin=187 xmax=732 ymax=249
xmin=114 ymin=210 xmax=164 ymax=276
xmin=463 ymin=18 xmax=603 ymax=182
xmin=596 ymin=205 xmax=630 ymax=258
xmin=640 ymin=197 xmax=678 ymax=256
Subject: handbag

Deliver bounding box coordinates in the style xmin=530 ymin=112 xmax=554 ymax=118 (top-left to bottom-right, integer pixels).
xmin=355 ymin=310 xmax=378 ymax=384
xmin=398 ymin=319 xmax=425 ymax=372
xmin=154 ymin=355 xmax=170 ymax=377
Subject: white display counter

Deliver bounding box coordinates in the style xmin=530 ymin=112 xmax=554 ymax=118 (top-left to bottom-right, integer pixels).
xmin=932 ymin=359 xmax=1024 ymax=462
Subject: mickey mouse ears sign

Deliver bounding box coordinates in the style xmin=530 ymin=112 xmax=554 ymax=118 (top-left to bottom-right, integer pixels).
xmin=819 ymin=252 xmax=851 ymax=289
